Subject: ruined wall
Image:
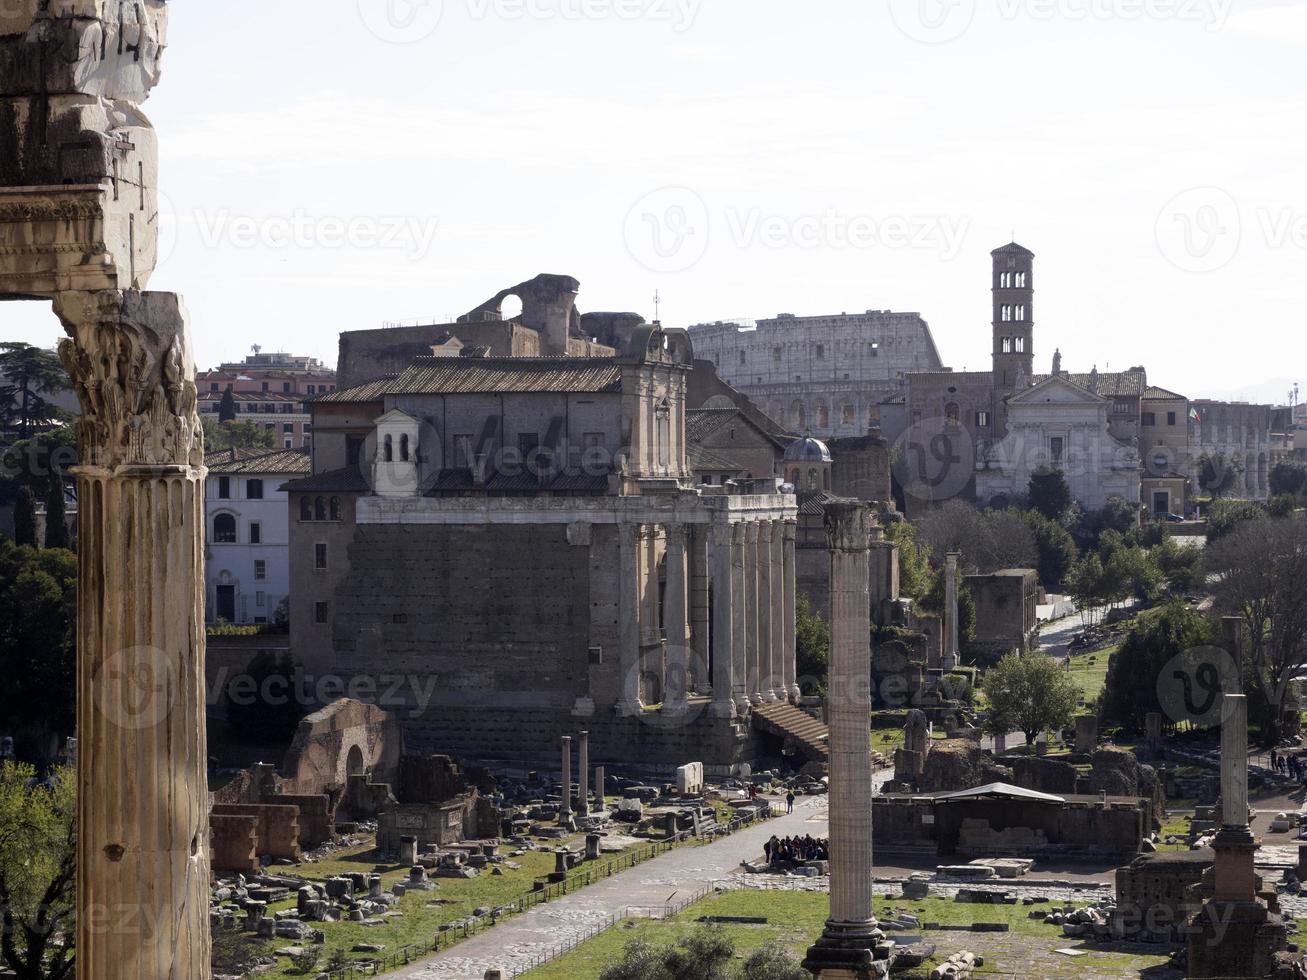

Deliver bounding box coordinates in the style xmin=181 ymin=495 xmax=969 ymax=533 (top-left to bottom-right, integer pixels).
xmin=331 ymin=523 xmax=591 ymax=710
xmin=337 ymin=321 xmax=536 ymax=386
xmin=966 ymin=570 xmax=1039 ymax=656
xmin=872 ymin=797 xmax=936 ymax=849
xmin=830 ymin=434 xmax=892 ymax=504
xmin=934 ymin=797 xmax=1145 ymax=860
xmin=280 ymin=698 xmax=402 ymax=796
xmin=210 ymin=803 xmax=302 ymax=862
xmin=1115 ymin=849 xmax=1213 ymax=940
xmin=210 ymin=814 xmax=259 ymax=873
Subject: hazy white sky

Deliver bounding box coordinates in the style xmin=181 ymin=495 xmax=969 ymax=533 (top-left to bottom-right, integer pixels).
xmin=4 ymin=0 xmax=1305 ymax=402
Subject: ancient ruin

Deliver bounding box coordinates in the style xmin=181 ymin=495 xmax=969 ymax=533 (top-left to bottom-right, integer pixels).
xmin=1 ymin=3 xmax=211 ymax=976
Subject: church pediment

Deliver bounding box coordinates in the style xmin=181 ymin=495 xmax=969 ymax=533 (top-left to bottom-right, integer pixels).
xmin=1009 ymin=375 xmax=1107 ymax=406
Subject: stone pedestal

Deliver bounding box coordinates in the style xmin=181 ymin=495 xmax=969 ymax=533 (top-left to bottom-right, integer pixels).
xmin=804 ymin=501 xmax=885 ymax=979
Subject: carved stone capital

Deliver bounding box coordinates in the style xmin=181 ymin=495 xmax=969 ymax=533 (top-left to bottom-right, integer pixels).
xmin=824 ymin=498 xmax=872 ymax=554
xmin=55 ymin=290 xmax=203 ymax=470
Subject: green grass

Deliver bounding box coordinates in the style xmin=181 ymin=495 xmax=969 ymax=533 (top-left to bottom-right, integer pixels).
xmin=520 ymin=891 xmax=1177 ymax=979
xmin=1065 ymin=647 xmax=1115 ymax=705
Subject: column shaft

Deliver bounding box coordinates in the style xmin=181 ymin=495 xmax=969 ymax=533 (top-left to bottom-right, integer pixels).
xmin=689 ymin=527 xmax=710 ymax=692
xmin=758 ymin=521 xmax=776 ymax=701
xmin=745 ymin=522 xmax=763 ymax=705
xmin=578 ymin=732 xmax=590 ymax=817
xmin=710 ymin=524 xmax=736 ymax=718
xmin=665 ymin=525 xmax=690 ymax=711
xmin=616 ymin=524 xmax=642 ymax=716
xmin=769 ymin=520 xmax=785 ymax=702
xmin=783 ymin=521 xmax=800 ymax=701
xmin=560 ymin=736 xmax=573 ymax=821
xmin=730 ymin=524 xmax=751 ymax=712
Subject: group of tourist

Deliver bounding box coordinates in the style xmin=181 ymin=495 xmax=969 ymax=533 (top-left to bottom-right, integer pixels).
xmin=1269 ymin=749 xmax=1306 ymax=782
xmin=764 ymin=834 xmax=830 ymax=867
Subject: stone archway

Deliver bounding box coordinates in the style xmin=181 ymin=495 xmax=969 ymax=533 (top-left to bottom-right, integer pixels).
xmin=346 ymin=744 xmax=366 ymax=777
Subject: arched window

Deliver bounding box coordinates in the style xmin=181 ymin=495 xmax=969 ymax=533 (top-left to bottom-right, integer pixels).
xmin=330 ymin=497 xmax=342 ymax=521
xmin=400 ymin=434 xmax=410 ymax=462
xmin=945 ymin=402 xmax=960 ymax=425
xmin=824 ymin=469 xmax=832 ymax=491
xmin=817 ymin=405 xmax=830 ymax=429
xmin=792 ymin=401 xmax=805 ymax=429
xmin=841 ymin=403 xmax=854 ymax=426
xmin=384 ymin=434 xmax=394 ymax=462
xmin=314 ymin=497 xmax=327 ymax=521
xmin=299 ymin=497 xmax=312 ymax=521
xmin=808 ymin=468 xmax=818 ymax=490
xmin=213 ymin=514 xmax=236 ymax=543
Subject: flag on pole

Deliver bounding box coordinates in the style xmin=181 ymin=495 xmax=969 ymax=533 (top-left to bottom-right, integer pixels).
xmin=1189 ymin=407 xmax=1201 ymax=423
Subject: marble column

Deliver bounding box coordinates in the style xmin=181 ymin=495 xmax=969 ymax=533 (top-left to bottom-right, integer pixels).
xmin=57 ymin=291 xmax=212 ymax=980
xmin=559 ymin=735 xmax=573 ymax=823
xmin=594 ymin=766 xmax=606 ymax=813
xmin=710 ymin=523 xmax=737 ymax=719
xmin=769 ymin=520 xmax=786 ymax=703
xmin=689 ymin=527 xmax=711 ymax=693
xmin=577 ymin=731 xmax=590 ymax=817
xmin=743 ymin=522 xmax=764 ymax=705
xmin=664 ymin=524 xmax=690 ymax=713
xmin=615 ymin=523 xmax=643 ymax=717
xmin=783 ymin=521 xmax=801 ymax=702
xmin=804 ymin=500 xmax=882 ymax=978
xmin=943 ymin=552 xmax=961 ymax=670
xmin=758 ymin=521 xmax=777 ymax=701
xmin=730 ymin=524 xmax=752 ymax=713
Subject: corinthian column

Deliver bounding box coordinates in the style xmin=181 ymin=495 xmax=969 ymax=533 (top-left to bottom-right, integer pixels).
xmin=615 ymin=523 xmax=643 ymax=717
xmin=56 ymin=290 xmax=212 ymax=980
xmin=804 ymin=500 xmax=882 ymax=978
xmin=783 ymin=520 xmax=800 ymax=702
xmin=744 ymin=522 xmax=763 ymax=705
xmin=710 ymin=523 xmax=736 ymax=719
xmin=730 ymin=524 xmax=751 ymax=714
xmin=768 ymin=519 xmax=785 ymax=702
xmin=664 ymin=524 xmax=690 ymax=713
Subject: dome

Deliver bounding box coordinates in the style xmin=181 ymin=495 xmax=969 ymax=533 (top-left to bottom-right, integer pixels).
xmin=784 ymin=432 xmax=832 ymax=463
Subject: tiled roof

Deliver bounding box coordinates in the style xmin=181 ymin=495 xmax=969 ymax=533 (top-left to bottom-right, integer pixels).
xmin=1032 ymin=369 xmax=1146 ymax=398
xmin=205 ymin=447 xmax=311 ymax=475
xmin=688 ymin=444 xmax=744 ymax=472
xmin=311 ymin=376 xmax=397 ymax=403
xmin=797 ymin=490 xmax=839 ymax=516
xmin=280 ymin=467 xmax=371 ymax=493
xmin=991 ymin=242 xmax=1034 ymax=256
xmin=389 ymin=357 xmax=623 ymax=395
xmin=687 ymin=407 xmax=787 ymax=449
xmin=1144 ymin=385 xmax=1187 ymax=401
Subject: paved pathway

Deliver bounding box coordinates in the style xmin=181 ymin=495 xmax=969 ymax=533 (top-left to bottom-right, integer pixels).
xmin=395 ymin=798 xmax=831 ymax=979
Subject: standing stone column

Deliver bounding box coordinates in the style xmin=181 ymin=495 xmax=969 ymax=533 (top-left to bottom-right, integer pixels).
xmin=730 ymin=524 xmax=752 ymax=713
xmin=57 ymin=291 xmax=212 ymax=980
xmin=594 ymin=765 xmax=606 ymax=813
xmin=783 ymin=520 xmax=800 ymax=702
xmin=943 ymin=552 xmax=961 ymax=670
xmin=615 ymin=523 xmax=643 ymax=717
xmin=710 ymin=523 xmax=737 ymax=718
xmin=664 ymin=524 xmax=690 ymax=713
xmin=577 ymin=731 xmax=590 ymax=817
xmin=745 ymin=522 xmax=763 ymax=705
xmin=804 ymin=500 xmax=882 ymax=979
xmin=559 ymin=735 xmax=573 ymax=824
xmin=689 ymin=527 xmax=711 ymax=692
xmin=757 ymin=521 xmax=777 ymax=701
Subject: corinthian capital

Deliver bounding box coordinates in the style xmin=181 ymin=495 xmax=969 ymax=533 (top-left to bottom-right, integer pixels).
xmin=55 ymin=290 xmax=203 ymax=470
xmin=823 ymin=499 xmax=872 ymax=554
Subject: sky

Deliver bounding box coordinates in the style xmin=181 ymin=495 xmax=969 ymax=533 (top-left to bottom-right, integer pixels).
xmin=4 ymin=0 xmax=1306 ymax=404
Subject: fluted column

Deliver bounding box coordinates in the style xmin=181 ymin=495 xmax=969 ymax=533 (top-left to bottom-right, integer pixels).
xmin=615 ymin=523 xmax=643 ymax=717
xmin=57 ymin=290 xmax=212 ymax=980
xmin=783 ymin=520 xmax=800 ymax=701
xmin=710 ymin=524 xmax=737 ymax=718
xmin=769 ymin=520 xmax=786 ymax=702
xmin=744 ymin=522 xmax=763 ymax=705
xmin=730 ymin=524 xmax=751 ymax=713
xmin=758 ymin=521 xmax=777 ymax=701
xmin=804 ymin=500 xmax=879 ymax=977
xmin=664 ymin=524 xmax=690 ymax=713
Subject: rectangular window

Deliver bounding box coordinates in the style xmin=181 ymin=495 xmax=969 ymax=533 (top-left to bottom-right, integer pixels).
xmin=256 ymin=591 xmax=266 ymax=608
xmin=976 ymin=410 xmax=990 ymax=427
xmin=739 ymin=350 xmax=746 ymax=364
xmin=254 ymin=559 xmax=266 ymax=581
xmin=1142 ymin=412 xmax=1156 ymax=427
xmin=210 ymin=382 xmax=219 ymax=392
xmin=217 ymin=476 xmax=230 ymax=499
xmin=283 ymin=382 xmax=291 ymax=393
xmin=261 ymin=381 xmax=269 ymax=392
xmin=246 ymin=478 xmax=263 ymax=499
xmin=1014 ymin=337 xmax=1025 ymax=352
xmin=1050 ymin=437 xmax=1065 ymax=464
xmin=772 ymin=347 xmax=782 ymax=364
xmin=392 ymin=613 xmax=408 ymax=625
xmin=249 ymin=522 xmax=261 ymax=544
xmin=816 ymin=344 xmax=824 ymax=360
xmin=1167 ymin=412 xmax=1177 ymax=426
xmin=346 ymin=435 xmax=365 ymax=466
xmin=1001 ymin=338 xmax=1012 ymax=353
xmin=315 ymin=543 xmax=327 ymax=569
xmin=307 ymin=385 xmax=316 ymax=395
xmin=283 ymin=423 xmax=293 ymax=434
xmin=314 ymin=601 xmax=329 ymax=624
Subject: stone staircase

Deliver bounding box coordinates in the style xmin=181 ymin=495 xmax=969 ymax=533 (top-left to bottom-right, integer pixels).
xmin=752 ymin=702 xmax=830 ymax=763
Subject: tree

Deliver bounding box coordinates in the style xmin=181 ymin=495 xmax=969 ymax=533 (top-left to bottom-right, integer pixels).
xmin=981 ymin=652 xmax=1080 ymax=747
xmin=740 ymin=943 xmax=809 ymax=980
xmin=202 ymin=417 xmax=275 ymax=453
xmin=0 ymin=763 xmax=76 ymax=980
xmin=1020 ymin=509 xmax=1078 ymax=591
xmin=1197 ymin=451 xmax=1243 ymax=499
xmin=1066 ymin=552 xmax=1107 ymax=625
xmin=42 ymin=478 xmax=68 ymax=551
xmin=0 ymin=427 xmax=77 ymax=509
xmin=0 ymin=541 xmax=78 ymax=741
xmin=12 ymin=487 xmax=36 ymax=547
xmin=1206 ymin=497 xmax=1267 ymax=542
xmin=222 ymin=651 xmax=303 ymax=745
xmin=1100 ymin=600 xmax=1214 ymax=729
xmin=0 ymin=344 xmax=69 ymax=440
xmin=1206 ymin=517 xmax=1307 ymax=740
xmin=921 ymin=570 xmax=976 ymax=652
xmin=916 ymin=499 xmax=1036 ymax=574
xmin=794 ymin=593 xmax=829 ymax=697
xmin=1028 ymin=467 xmax=1072 ymax=521
xmin=1270 ymin=461 xmax=1307 ymax=500
xmin=600 ymin=930 xmax=735 ymax=980
xmin=218 ymin=386 xmax=237 ymax=423
xmin=1151 ymin=533 xmax=1202 ymax=593
xmin=885 ymin=520 xmax=933 ymax=600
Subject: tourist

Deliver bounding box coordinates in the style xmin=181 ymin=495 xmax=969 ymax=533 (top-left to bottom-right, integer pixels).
xmin=786 ymin=790 xmax=796 ymax=814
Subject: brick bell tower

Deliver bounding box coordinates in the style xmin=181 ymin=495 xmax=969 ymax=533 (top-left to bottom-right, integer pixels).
xmin=991 ymin=242 xmax=1035 ymax=434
